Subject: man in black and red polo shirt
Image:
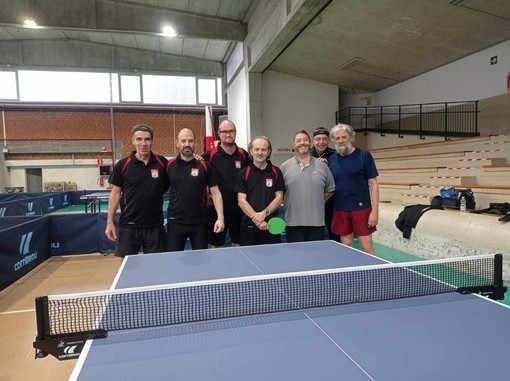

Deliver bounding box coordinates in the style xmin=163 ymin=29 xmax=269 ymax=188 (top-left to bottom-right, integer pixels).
xmin=166 ymin=128 xmax=224 ymax=251
xmin=105 ymin=124 xmax=169 ymax=257
xmin=202 ymin=119 xmax=250 ymax=248
xmin=234 ymin=136 xmax=285 ymax=246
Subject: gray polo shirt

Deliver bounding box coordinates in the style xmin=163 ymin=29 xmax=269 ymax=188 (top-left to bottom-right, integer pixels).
xmin=280 ymin=155 xmax=335 ymax=227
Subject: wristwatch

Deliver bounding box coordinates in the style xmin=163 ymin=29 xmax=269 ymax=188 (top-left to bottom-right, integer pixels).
xmin=265 ymin=209 xmax=270 ymax=217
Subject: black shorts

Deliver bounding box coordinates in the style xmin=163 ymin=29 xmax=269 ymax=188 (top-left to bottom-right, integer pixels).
xmin=114 ymin=226 xmax=166 ymax=257
xmin=208 ymin=210 xmax=242 ymax=246
xmin=167 ymin=223 xmax=208 ymax=252
xmin=239 ymin=225 xmax=281 ymax=246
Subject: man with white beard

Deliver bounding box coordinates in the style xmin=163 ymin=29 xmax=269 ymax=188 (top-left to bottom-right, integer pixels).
xmin=328 ymin=124 xmax=379 ymax=255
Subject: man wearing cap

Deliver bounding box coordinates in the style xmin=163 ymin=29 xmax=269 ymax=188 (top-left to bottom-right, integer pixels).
xmin=311 ymin=127 xmax=339 ymax=242
xmin=105 ymin=124 xmax=169 ymax=256
xmin=280 ymin=130 xmax=335 ymax=242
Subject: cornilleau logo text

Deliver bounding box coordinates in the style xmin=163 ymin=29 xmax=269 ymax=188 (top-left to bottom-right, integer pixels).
xmin=0 ymin=207 xmax=6 ymax=217
xmin=15 ymin=232 xmax=38 ymax=271
xmin=26 ymin=202 xmax=36 ymax=216
xmin=57 ymin=339 xmax=84 ymax=359
xmin=19 ymin=232 xmax=32 ymax=255
xmin=48 ymin=198 xmax=55 ymax=211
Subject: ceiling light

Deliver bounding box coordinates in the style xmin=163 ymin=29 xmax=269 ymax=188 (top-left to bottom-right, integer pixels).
xmin=162 ymin=26 xmax=177 ymax=37
xmin=310 ymin=16 xmax=322 ymax=26
xmin=339 ymin=57 xmax=363 ymax=70
xmin=449 ymin=0 xmax=469 ymax=5
xmin=22 ymin=19 xmax=38 ymax=28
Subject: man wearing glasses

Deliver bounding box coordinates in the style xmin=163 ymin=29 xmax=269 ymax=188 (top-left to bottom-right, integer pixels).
xmin=203 ymin=119 xmax=250 ymax=248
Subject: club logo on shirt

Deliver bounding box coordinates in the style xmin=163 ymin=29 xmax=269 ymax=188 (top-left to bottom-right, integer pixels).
xmin=151 ymin=169 xmax=159 ymax=178
xmin=266 ymin=178 xmax=273 ymax=188
xmin=191 ymin=168 xmax=199 ymax=177
xmin=235 ymin=160 xmax=241 ymax=169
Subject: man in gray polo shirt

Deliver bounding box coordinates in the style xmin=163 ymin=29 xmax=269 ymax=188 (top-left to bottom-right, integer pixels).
xmin=280 ymin=130 xmax=335 ymax=242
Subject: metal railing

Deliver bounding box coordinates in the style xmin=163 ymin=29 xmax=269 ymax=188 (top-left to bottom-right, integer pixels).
xmin=336 ymin=101 xmax=479 ymax=140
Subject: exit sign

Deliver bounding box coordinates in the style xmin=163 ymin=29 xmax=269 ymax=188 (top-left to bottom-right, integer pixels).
xmin=490 ymin=56 xmax=498 ymax=65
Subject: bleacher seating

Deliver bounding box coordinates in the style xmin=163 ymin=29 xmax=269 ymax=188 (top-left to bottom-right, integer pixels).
xmin=373 ymin=134 xmax=510 ymax=209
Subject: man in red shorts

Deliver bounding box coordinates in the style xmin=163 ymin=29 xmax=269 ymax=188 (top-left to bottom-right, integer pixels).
xmin=328 ymin=124 xmax=379 ymax=254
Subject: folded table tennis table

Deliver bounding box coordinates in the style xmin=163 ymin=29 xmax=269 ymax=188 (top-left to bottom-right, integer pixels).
xmin=36 ymin=241 xmax=510 ymax=381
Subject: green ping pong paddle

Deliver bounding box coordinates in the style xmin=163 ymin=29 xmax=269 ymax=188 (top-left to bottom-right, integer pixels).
xmin=268 ymin=217 xmax=286 ymax=235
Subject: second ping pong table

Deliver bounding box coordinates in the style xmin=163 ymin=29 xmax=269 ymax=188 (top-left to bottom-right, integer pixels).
xmin=79 ymin=192 xmax=111 ymax=213
xmin=64 ymin=241 xmax=510 ymax=380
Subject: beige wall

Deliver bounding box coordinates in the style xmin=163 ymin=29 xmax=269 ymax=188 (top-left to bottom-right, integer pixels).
xmin=479 ymin=93 xmax=510 ymax=136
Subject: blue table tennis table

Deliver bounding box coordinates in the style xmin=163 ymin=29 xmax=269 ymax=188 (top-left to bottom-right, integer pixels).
xmin=67 ymin=241 xmax=510 ymax=381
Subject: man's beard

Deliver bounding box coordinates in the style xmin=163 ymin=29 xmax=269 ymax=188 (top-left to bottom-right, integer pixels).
xmin=181 ymin=147 xmax=194 ymax=157
xmin=296 ymin=144 xmax=310 ymax=153
xmin=336 ymin=143 xmax=352 ymax=155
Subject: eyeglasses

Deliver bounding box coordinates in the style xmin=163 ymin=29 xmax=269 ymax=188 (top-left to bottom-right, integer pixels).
xmin=218 ymin=130 xmax=236 ymax=135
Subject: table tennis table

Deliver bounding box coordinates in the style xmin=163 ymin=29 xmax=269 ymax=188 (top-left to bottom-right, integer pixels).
xmin=79 ymin=192 xmax=110 ymax=213
xmin=45 ymin=241 xmax=510 ymax=380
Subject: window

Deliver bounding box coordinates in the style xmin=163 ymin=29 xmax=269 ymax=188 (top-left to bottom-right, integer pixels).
xmin=3 ymin=69 xmax=223 ymax=106
xmin=120 ymin=75 xmax=141 ymax=102
xmin=18 ymin=71 xmax=112 ymax=102
xmin=142 ymin=75 xmax=196 ymax=105
xmin=197 ymin=78 xmax=216 ymax=104
xmin=0 ymin=71 xmax=18 ymax=100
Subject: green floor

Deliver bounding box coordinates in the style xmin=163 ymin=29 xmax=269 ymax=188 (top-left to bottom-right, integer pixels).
xmin=365 ymin=241 xmax=510 ymax=307
xmin=59 ymin=204 xmax=91 ymax=212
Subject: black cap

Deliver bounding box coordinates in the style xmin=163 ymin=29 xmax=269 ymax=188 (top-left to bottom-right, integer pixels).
xmin=313 ymin=127 xmax=329 ymax=138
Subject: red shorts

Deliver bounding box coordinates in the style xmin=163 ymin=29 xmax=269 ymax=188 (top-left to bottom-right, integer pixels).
xmin=331 ymin=208 xmax=377 ymax=237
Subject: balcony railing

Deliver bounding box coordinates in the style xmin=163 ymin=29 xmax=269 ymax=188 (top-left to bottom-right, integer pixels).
xmin=336 ymin=101 xmax=479 ymax=140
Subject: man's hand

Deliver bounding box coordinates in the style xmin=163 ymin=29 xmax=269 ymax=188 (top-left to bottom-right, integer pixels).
xmin=213 ymin=219 xmax=225 ymax=233
xmin=251 ymin=211 xmax=266 ymax=226
xmin=367 ymin=210 xmax=378 ymax=228
xmin=105 ymin=221 xmax=117 ymax=241
xmin=257 ymin=221 xmax=269 ymax=231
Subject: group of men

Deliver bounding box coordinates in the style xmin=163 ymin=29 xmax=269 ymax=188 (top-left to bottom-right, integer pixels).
xmin=105 ymin=120 xmax=379 ymax=257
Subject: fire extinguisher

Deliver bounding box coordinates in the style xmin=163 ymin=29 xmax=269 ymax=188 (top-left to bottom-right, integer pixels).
xmin=507 ymin=72 xmax=510 ymax=93
xmin=99 ymin=177 xmax=104 ymax=187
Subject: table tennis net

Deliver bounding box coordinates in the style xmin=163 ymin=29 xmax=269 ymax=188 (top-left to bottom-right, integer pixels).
xmin=36 ymin=254 xmax=505 ymax=338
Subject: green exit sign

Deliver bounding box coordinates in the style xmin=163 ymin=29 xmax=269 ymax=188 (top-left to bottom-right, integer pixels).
xmin=490 ymin=56 xmax=498 ymax=65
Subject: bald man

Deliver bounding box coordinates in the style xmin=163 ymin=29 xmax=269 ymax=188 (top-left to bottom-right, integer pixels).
xmin=165 ymin=128 xmax=224 ymax=251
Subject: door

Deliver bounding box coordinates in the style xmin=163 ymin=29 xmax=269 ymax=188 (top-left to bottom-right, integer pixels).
xmin=26 ymin=168 xmax=42 ymax=192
